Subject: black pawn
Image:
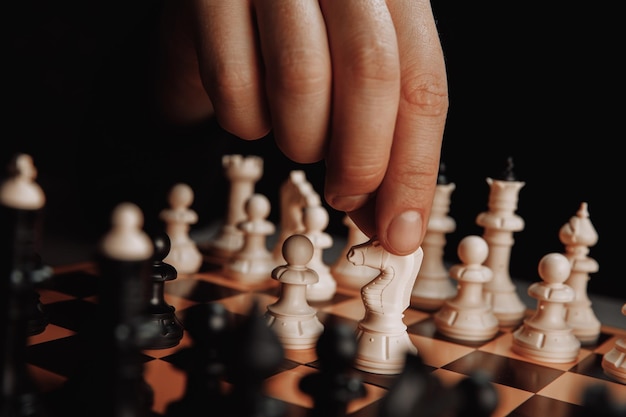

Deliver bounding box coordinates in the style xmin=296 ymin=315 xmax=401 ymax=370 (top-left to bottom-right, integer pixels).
xmin=578 ymin=383 xmax=626 ymax=417
xmin=452 ymin=371 xmax=499 ymax=417
xmin=377 ymin=352 xmax=449 ymax=417
xmin=165 ymin=302 xmax=232 ymax=417
xmin=0 ymin=153 xmax=51 ymax=417
xmin=224 ymin=300 xmax=286 ymax=417
xmin=299 ymin=318 xmax=366 ymax=417
xmin=143 ymin=232 xmax=183 ymax=349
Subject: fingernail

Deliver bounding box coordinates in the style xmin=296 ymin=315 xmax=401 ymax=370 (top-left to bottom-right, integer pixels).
xmin=330 ymin=194 xmax=370 ymax=212
xmin=387 ymin=210 xmax=422 ymax=254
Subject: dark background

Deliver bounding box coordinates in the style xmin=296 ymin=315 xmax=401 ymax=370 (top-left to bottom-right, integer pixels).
xmin=5 ymin=1 xmax=621 ymax=298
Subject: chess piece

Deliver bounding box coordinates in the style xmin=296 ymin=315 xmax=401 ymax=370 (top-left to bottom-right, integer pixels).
xmin=578 ymin=381 xmax=626 ymax=416
xmin=165 ymin=302 xmax=232 ymax=417
xmin=266 ymin=234 xmax=324 ymax=349
xmin=272 ymin=170 xmax=322 ymax=264
xmin=559 ymin=202 xmax=601 ymax=344
xmin=411 ymin=161 xmax=457 ymax=311
xmin=601 ymin=303 xmax=626 ymax=384
xmin=224 ymin=193 xmax=276 ymax=284
xmin=302 ymin=205 xmax=337 ymax=301
xmin=377 ymin=352 xmax=449 ymax=417
xmin=452 ymin=371 xmax=499 ymax=417
xmin=434 ymin=235 xmax=499 ymax=342
xmin=348 ymin=239 xmax=423 ymax=374
xmin=144 ymin=231 xmax=184 ymax=349
xmin=512 ymin=252 xmax=581 ymax=363
xmin=476 ymin=157 xmax=526 ymax=327
xmin=0 ymin=153 xmax=52 ymax=416
xmin=203 ymin=155 xmax=264 ymax=263
xmin=225 ymin=301 xmax=286 ymax=417
xmin=330 ymin=215 xmax=377 ymax=291
xmin=64 ymin=202 xmax=156 ymax=416
xmin=299 ymin=318 xmax=366 ymax=417
xmin=160 ymin=182 xmax=203 ymax=274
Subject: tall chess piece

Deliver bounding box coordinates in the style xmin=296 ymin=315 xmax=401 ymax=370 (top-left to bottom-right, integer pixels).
xmin=160 ymin=182 xmax=203 ymax=275
xmin=476 ymin=157 xmax=526 ymax=327
xmin=144 ymin=232 xmax=184 ymax=349
xmin=299 ymin=318 xmax=366 ymax=417
xmin=224 ymin=193 xmax=276 ymax=284
xmin=64 ymin=203 xmax=157 ymax=416
xmin=0 ymin=153 xmax=52 ymax=416
xmin=272 ymin=170 xmax=321 ymax=264
xmin=266 ymin=234 xmax=324 ymax=349
xmin=348 ymin=239 xmax=423 ymax=374
xmin=512 ymin=252 xmax=580 ymax=363
xmin=411 ymin=162 xmax=457 ymax=311
xmin=602 ymin=303 xmax=626 ymax=384
xmin=302 ymin=205 xmax=337 ymax=302
xmin=559 ymin=202 xmax=601 ymax=344
xmin=330 ymin=215 xmax=377 ymax=291
xmin=434 ymin=235 xmax=499 ymax=343
xmin=203 ymin=155 xmax=264 ymax=264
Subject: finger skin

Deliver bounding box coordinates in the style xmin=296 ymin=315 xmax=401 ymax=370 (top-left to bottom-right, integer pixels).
xmin=253 ymin=0 xmax=332 ymax=163
xmin=347 ymin=0 xmax=449 ymax=256
xmin=320 ymin=0 xmax=401 ymax=213
xmin=192 ymin=0 xmax=271 ymax=140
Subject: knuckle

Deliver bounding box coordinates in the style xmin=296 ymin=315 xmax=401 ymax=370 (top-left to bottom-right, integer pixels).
xmin=208 ymin=66 xmax=258 ymax=105
xmin=346 ymin=41 xmax=400 ymax=85
xmin=401 ymin=72 xmax=449 ymax=117
xmin=272 ymin=49 xmax=330 ymax=95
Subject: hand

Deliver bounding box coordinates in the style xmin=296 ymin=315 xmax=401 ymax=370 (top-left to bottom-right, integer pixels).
xmin=157 ymin=0 xmax=448 ymax=256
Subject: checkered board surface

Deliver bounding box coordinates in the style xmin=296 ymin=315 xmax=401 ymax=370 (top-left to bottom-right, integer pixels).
xmin=26 ymin=260 xmax=626 ymax=417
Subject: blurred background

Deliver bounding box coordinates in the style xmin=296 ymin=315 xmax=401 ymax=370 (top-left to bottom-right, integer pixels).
xmin=5 ymin=1 xmax=620 ymax=299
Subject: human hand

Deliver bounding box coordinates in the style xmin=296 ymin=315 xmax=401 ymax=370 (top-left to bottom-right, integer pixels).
xmin=157 ymin=0 xmax=448 ymax=256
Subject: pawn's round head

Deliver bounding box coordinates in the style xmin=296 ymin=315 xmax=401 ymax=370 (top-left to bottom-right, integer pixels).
xmin=538 ymin=253 xmax=571 ymax=284
xmin=282 ymin=234 xmax=314 ymax=266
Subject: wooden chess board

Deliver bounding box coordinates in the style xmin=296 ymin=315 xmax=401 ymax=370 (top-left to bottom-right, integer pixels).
xmin=26 ymin=260 xmax=626 ymax=417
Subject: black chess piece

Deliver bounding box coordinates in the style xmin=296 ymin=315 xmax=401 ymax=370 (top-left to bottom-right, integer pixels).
xmin=452 ymin=371 xmax=499 ymax=417
xmin=578 ymin=383 xmax=626 ymax=417
xmin=60 ymin=203 xmax=157 ymax=417
xmin=0 ymin=154 xmax=52 ymax=417
xmin=376 ymin=352 xmax=450 ymax=417
xmin=143 ymin=232 xmax=184 ymax=349
xmin=299 ymin=318 xmax=366 ymax=417
xmin=224 ymin=300 xmax=286 ymax=417
xmin=165 ymin=302 xmax=232 ymax=417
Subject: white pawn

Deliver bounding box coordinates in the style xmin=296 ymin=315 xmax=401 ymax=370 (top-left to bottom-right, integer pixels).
xmin=224 ymin=193 xmax=276 ymax=284
xmin=602 ymin=303 xmax=626 ymax=384
xmin=265 ymin=234 xmax=324 ymax=350
xmin=302 ymin=205 xmax=337 ymax=302
xmin=512 ymin=253 xmax=580 ymax=363
xmin=160 ymin=183 xmax=203 ymax=274
xmin=331 ymin=215 xmax=377 ymax=291
xmin=434 ymin=235 xmax=499 ymax=342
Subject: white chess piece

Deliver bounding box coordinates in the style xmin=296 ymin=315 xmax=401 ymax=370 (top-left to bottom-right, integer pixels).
xmin=265 ymin=234 xmax=324 ymax=349
xmin=203 ymin=154 xmax=263 ymax=263
xmin=223 ymin=193 xmax=276 ymax=284
xmin=272 ymin=170 xmax=321 ymax=264
xmin=302 ymin=205 xmax=337 ymax=302
xmin=560 ymin=202 xmax=601 ymax=344
xmin=160 ymin=183 xmax=203 ymax=274
xmin=434 ymin=235 xmax=499 ymax=342
xmin=601 ymin=303 xmax=626 ymax=384
xmin=512 ymin=252 xmax=580 ymax=363
xmin=411 ymin=178 xmax=457 ymax=311
xmin=476 ymin=159 xmax=526 ymax=327
xmin=331 ymin=215 xmax=377 ymax=291
xmin=348 ymin=239 xmax=423 ymax=374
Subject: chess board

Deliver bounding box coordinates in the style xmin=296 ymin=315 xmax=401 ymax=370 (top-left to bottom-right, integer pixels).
xmin=26 ymin=259 xmax=626 ymax=417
